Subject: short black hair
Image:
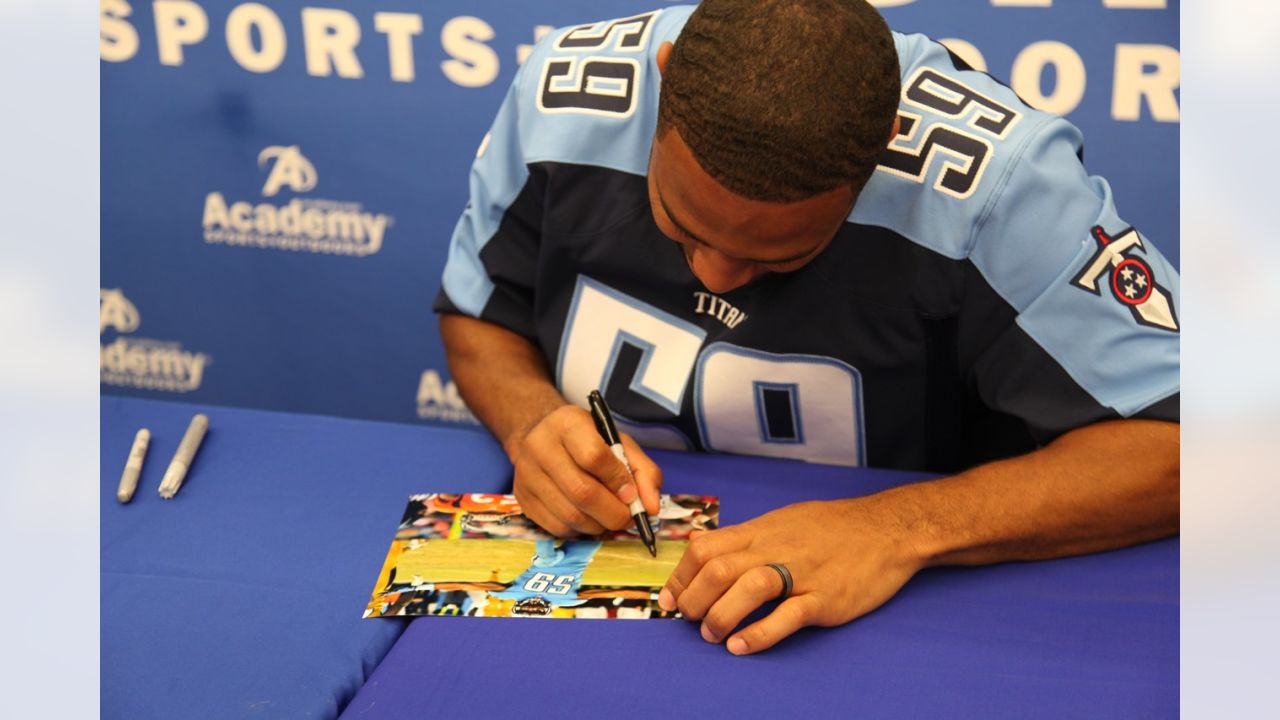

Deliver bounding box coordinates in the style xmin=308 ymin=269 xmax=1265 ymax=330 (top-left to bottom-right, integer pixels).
xmin=657 ymin=0 xmax=901 ymax=202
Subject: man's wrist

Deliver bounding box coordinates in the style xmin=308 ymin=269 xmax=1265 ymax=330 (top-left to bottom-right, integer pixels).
xmin=814 ymin=495 xmax=922 ymax=574
xmin=498 ymin=400 xmax=568 ymax=464
xmin=500 ymin=422 xmax=534 ymax=463
xmin=854 ymin=484 xmax=953 ymax=571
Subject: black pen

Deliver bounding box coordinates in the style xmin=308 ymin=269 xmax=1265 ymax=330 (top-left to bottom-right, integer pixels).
xmin=587 ymin=390 xmax=657 ymax=557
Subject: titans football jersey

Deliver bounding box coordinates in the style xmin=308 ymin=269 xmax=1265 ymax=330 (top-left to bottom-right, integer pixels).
xmin=434 ymin=6 xmax=1180 ymax=473
xmin=491 ymin=540 xmax=602 ymax=607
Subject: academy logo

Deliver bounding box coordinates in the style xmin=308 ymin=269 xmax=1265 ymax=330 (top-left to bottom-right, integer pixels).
xmin=258 ymin=145 xmax=317 ymax=196
xmin=99 ymin=288 xmax=140 ymax=334
xmin=202 ymin=145 xmax=393 ymax=256
xmin=1072 ymin=225 xmax=1179 ymax=332
xmin=100 ymin=289 xmax=211 ymax=393
xmin=417 ymin=369 xmax=479 ymax=424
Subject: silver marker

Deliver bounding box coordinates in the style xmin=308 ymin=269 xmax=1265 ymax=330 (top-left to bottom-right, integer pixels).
xmin=116 ymin=428 xmax=151 ymax=503
xmin=159 ymin=414 xmax=209 ymax=499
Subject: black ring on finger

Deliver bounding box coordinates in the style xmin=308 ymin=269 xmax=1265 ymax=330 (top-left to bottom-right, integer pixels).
xmin=766 ymin=562 xmax=793 ymax=601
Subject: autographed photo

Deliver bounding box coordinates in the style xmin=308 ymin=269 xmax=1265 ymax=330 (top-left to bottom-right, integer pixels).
xmin=366 ymin=493 xmax=719 ymax=619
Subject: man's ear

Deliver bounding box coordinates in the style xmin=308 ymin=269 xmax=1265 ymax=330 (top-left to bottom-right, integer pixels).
xmin=887 ymin=113 xmax=901 ymax=143
xmin=656 ymin=41 xmax=673 ymax=76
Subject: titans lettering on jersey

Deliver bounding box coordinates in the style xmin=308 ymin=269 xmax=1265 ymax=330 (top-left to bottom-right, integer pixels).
xmin=434 ymin=6 xmax=1180 ymax=473
xmin=492 ymin=540 xmax=602 ymax=607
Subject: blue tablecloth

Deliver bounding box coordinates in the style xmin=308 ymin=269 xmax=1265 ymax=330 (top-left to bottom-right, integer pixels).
xmin=102 ymin=396 xmax=1177 ymax=718
xmin=342 ymin=449 xmax=1178 ymax=719
xmin=101 ymin=396 xmax=512 ymax=719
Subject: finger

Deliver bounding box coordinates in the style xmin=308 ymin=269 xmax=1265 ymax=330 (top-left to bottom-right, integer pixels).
xmin=699 ymin=564 xmax=788 ymax=643
xmin=561 ymin=412 xmax=636 ymax=500
xmin=542 ymin=448 xmax=632 ymax=531
xmin=524 ymin=414 xmax=633 ymax=531
xmin=620 ymin=433 xmax=663 ymax=516
xmin=657 ymin=528 xmax=750 ymax=612
xmin=673 ymin=551 xmax=758 ymax=622
xmin=725 ymin=595 xmax=821 ymax=656
xmin=513 ymin=483 xmax=572 ymax=537
xmin=536 ymin=480 xmax=610 ymax=536
xmin=517 ymin=468 xmax=607 ymax=536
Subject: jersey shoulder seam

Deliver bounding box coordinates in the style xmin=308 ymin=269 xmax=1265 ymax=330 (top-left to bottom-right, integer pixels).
xmin=967 ymin=108 xmax=1057 ymax=259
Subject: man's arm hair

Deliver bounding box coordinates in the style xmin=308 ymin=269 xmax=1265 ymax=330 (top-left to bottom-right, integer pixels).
xmin=881 ymin=418 xmax=1178 ymax=567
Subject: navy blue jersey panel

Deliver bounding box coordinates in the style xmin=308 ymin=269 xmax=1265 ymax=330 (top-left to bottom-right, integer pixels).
xmin=1135 ymin=392 xmax=1180 ymax=424
xmin=432 ymin=288 xmax=461 ymax=316
xmin=475 ymin=168 xmax=547 ymax=340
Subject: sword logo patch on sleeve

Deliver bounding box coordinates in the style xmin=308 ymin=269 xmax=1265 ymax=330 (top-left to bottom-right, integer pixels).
xmin=1072 ymin=225 xmax=1179 ymax=333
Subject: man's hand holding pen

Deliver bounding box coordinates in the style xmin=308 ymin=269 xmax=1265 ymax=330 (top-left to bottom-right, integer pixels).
xmin=508 ymin=403 xmax=663 ymax=540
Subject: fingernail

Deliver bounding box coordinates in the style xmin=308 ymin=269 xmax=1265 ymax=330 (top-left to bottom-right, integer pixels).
xmin=700 ymin=623 xmax=718 ymax=643
xmin=727 ymin=637 xmax=748 ymax=655
xmin=616 ymin=483 xmax=637 ymax=505
xmin=658 ymin=587 xmax=675 ymax=610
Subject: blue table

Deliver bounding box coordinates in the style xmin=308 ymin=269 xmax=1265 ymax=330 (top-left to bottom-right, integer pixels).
xmin=343 ymin=449 xmax=1178 ymax=718
xmin=101 ymin=396 xmax=511 ymax=719
xmin=102 ymin=396 xmax=1177 ymax=718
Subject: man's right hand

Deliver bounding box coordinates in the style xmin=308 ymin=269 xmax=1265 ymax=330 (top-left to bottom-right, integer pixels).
xmin=508 ymin=405 xmax=664 ymax=537
xmin=438 ymin=314 xmax=664 ymax=537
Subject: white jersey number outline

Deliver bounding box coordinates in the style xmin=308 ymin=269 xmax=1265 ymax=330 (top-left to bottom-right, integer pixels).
xmin=557 ymin=276 xmax=865 ymax=465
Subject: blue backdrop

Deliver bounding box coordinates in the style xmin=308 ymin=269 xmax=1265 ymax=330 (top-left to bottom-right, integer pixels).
xmin=100 ymin=0 xmax=1179 ymax=428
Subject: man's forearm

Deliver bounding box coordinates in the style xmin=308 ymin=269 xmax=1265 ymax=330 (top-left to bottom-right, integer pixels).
xmin=870 ymin=419 xmax=1179 ymax=568
xmin=439 ymin=313 xmax=568 ymax=460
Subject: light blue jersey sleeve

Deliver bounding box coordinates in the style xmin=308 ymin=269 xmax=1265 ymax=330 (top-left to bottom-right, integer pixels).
xmin=435 ymin=7 xmax=695 ymax=333
xmin=972 ymin=118 xmax=1180 ymax=418
xmin=856 ymin=33 xmax=1178 ymax=425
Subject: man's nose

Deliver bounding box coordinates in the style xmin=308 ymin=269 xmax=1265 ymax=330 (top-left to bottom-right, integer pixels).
xmin=687 ymin=246 xmax=760 ymax=294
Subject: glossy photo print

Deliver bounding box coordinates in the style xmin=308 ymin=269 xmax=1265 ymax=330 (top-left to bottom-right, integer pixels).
xmin=365 ymin=493 xmax=719 ymax=619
